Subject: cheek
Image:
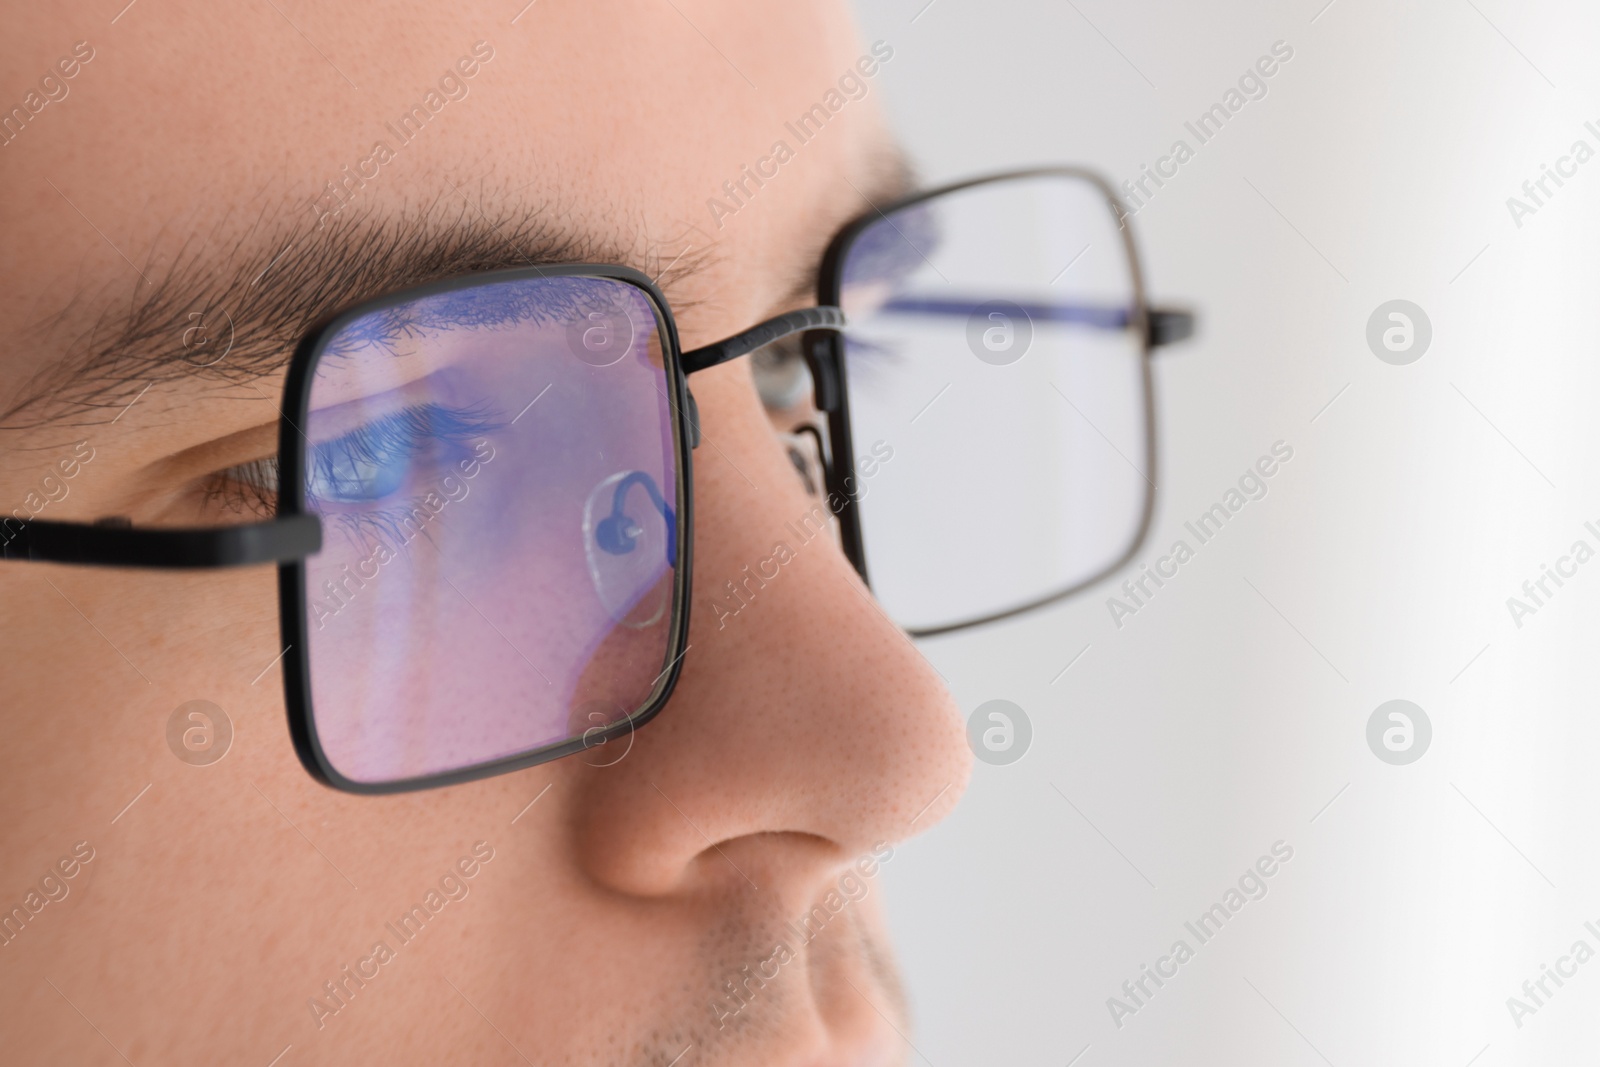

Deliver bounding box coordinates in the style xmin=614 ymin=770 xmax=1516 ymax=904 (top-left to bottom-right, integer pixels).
xmin=0 ymin=566 xmax=283 ymax=896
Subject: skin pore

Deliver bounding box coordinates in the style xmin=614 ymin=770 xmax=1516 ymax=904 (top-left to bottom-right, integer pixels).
xmin=0 ymin=2 xmax=970 ymax=1065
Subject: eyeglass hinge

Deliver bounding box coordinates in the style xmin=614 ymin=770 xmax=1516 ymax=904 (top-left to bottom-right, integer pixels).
xmin=805 ymin=332 xmax=840 ymax=412
xmin=1147 ymin=307 xmax=1197 ymax=348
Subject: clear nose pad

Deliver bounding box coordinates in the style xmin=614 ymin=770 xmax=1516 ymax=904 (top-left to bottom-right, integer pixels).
xmin=583 ymin=470 xmax=676 ymax=629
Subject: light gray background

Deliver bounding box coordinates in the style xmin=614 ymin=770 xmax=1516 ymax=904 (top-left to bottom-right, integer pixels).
xmin=856 ymin=1 xmax=1600 ymax=1063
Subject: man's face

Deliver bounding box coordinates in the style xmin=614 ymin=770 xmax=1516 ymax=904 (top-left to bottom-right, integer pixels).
xmin=0 ymin=2 xmax=970 ymax=1064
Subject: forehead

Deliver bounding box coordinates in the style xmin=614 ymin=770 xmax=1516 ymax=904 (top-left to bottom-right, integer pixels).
xmin=0 ymin=0 xmax=884 ymax=418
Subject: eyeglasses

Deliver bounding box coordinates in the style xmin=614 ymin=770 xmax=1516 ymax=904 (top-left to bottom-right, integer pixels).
xmin=2 ymin=167 xmax=1192 ymax=793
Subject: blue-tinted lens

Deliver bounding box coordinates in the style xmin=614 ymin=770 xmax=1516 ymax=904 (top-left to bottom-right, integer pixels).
xmin=300 ymin=274 xmax=684 ymax=785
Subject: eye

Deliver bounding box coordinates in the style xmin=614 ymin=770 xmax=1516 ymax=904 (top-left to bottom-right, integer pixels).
xmin=306 ymin=403 xmax=503 ymax=508
xmin=204 ymin=402 xmax=503 ymax=519
xmin=750 ymin=338 xmax=812 ymax=412
xmin=784 ymin=434 xmax=822 ymax=497
xmin=311 ymin=430 xmax=409 ymax=503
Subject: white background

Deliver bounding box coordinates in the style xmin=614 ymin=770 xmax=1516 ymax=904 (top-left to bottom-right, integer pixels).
xmin=857 ymin=1 xmax=1600 ymax=1063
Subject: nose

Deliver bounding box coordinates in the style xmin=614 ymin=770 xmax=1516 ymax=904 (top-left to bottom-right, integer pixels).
xmin=568 ymin=360 xmax=972 ymax=898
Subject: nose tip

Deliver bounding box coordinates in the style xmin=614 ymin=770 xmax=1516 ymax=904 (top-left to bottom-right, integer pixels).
xmin=847 ymin=637 xmax=972 ymax=843
xmin=566 ymin=362 xmax=973 ymax=896
xmin=567 ymin=590 xmax=973 ymax=897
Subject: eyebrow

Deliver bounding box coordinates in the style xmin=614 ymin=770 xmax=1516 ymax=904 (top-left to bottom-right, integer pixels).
xmin=2 ymin=198 xmax=667 ymax=430
xmin=777 ymin=152 xmax=917 ymax=310
xmin=7 ymin=147 xmax=915 ymax=431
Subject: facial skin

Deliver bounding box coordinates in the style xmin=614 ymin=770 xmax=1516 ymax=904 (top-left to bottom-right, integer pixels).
xmin=0 ymin=2 xmax=970 ymax=1065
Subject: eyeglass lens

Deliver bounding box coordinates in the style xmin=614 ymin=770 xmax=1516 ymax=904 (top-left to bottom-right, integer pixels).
xmin=837 ymin=173 xmax=1151 ymax=633
xmin=299 ymin=275 xmax=684 ymax=785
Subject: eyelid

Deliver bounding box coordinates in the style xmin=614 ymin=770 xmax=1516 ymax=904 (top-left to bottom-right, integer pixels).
xmin=312 ymin=403 xmax=502 ymax=462
xmin=303 ymin=386 xmax=423 ymax=446
xmin=138 ymin=418 xmax=281 ymax=492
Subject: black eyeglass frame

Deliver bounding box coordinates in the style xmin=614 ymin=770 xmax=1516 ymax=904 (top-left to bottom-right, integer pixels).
xmin=276 ymin=263 xmax=705 ymax=793
xmin=813 ymin=165 xmax=1190 ymax=638
xmin=0 ymin=166 xmax=1193 ymax=794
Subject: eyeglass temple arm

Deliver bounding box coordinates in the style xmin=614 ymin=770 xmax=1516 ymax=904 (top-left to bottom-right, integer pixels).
xmin=874 ymin=296 xmax=1195 ymax=350
xmin=0 ymin=513 xmax=322 ymax=569
xmin=677 ymin=299 xmax=1194 ymax=375
xmin=681 ymin=306 xmax=848 ymax=375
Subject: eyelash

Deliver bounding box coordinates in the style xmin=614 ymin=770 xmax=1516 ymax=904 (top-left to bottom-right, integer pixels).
xmin=203 ymin=458 xmax=279 ymax=518
xmin=206 ymin=403 xmax=505 ymax=537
